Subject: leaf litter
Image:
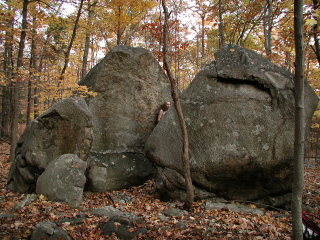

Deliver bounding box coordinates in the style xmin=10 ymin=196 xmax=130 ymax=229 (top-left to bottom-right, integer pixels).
xmin=0 ymin=141 xmax=319 ymax=239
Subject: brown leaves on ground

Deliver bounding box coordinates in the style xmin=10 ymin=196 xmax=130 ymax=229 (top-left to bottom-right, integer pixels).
xmin=0 ymin=141 xmax=319 ymax=239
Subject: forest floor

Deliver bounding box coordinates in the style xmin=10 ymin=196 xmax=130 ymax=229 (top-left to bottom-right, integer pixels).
xmin=0 ymin=141 xmax=320 ymax=240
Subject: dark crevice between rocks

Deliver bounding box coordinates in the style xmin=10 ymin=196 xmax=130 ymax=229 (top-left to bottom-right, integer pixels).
xmin=217 ymin=77 xmax=273 ymax=102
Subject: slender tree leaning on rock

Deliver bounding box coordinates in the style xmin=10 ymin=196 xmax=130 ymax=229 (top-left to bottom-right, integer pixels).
xmin=161 ymin=0 xmax=194 ymax=211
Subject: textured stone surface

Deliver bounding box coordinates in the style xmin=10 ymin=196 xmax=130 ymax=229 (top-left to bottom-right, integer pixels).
xmin=86 ymin=152 xmax=152 ymax=192
xmin=145 ymin=44 xmax=319 ymax=202
xmin=205 ymin=201 xmax=264 ymax=215
xmin=7 ymin=97 xmax=93 ymax=193
xmin=36 ymin=154 xmax=87 ymax=208
xmin=79 ymin=45 xmax=171 ymax=153
xmin=79 ymin=45 xmax=171 ymax=192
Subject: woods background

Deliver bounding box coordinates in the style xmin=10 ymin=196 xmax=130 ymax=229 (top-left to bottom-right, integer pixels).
xmin=1 ymin=0 xmax=320 ymax=153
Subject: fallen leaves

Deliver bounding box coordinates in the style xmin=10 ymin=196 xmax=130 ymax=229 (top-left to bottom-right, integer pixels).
xmin=0 ymin=141 xmax=320 ymax=239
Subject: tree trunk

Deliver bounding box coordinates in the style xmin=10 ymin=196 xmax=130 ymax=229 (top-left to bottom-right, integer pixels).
xmin=82 ymin=0 xmax=97 ymax=79
xmin=61 ymin=0 xmax=84 ymax=77
xmin=292 ymin=0 xmax=305 ymax=238
xmin=219 ymin=0 xmax=224 ymax=48
xmin=196 ymin=34 xmax=199 ymax=72
xmin=201 ymin=14 xmax=205 ymax=68
xmin=9 ymin=0 xmax=29 ymax=162
xmin=162 ymin=0 xmax=194 ymax=211
xmin=312 ymin=0 xmax=320 ymax=65
xmin=117 ymin=6 xmax=122 ymax=45
xmin=263 ymin=0 xmax=272 ymax=59
xmin=1 ymin=86 xmax=11 ymax=138
xmin=27 ymin=15 xmax=37 ymax=126
xmin=2 ymin=5 xmax=14 ymax=138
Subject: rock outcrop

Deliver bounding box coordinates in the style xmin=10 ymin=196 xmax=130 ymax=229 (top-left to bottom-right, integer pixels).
xmin=7 ymin=97 xmax=93 ymax=193
xmin=145 ymin=44 xmax=319 ymax=202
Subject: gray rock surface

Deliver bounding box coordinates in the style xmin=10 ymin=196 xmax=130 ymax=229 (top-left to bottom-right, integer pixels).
xmin=36 ymin=154 xmax=87 ymax=208
xmin=11 ymin=193 xmax=37 ymax=212
xmin=85 ymin=152 xmax=153 ymax=192
xmin=31 ymin=221 xmax=71 ymax=240
xmin=145 ymin=44 xmax=319 ymax=202
xmin=162 ymin=207 xmax=189 ymax=217
xmin=0 ymin=213 xmax=15 ymax=220
xmin=205 ymin=200 xmax=265 ymax=215
xmin=101 ymin=215 xmax=147 ymax=240
xmin=7 ymin=97 xmax=93 ymax=193
xmin=79 ymin=45 xmax=171 ymax=153
xmin=91 ymin=206 xmax=139 ymax=222
xmin=79 ymin=45 xmax=171 ymax=192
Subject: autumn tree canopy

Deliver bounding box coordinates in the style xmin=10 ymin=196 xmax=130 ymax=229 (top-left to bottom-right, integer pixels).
xmin=0 ymin=0 xmax=319 ymax=136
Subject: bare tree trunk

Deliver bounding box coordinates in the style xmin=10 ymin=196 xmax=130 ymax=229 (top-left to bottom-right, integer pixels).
xmin=1 ymin=86 xmax=11 ymax=138
xmin=201 ymin=14 xmax=205 ymax=68
xmin=117 ymin=6 xmax=122 ymax=45
xmin=56 ymin=0 xmax=84 ymax=101
xmin=263 ymin=0 xmax=272 ymax=59
xmin=196 ymin=34 xmax=199 ymax=72
xmin=9 ymin=0 xmax=29 ymax=162
xmin=27 ymin=15 xmax=38 ymax=126
xmin=219 ymin=0 xmax=224 ymax=48
xmin=162 ymin=0 xmax=194 ymax=211
xmin=81 ymin=0 xmax=97 ymax=79
xmin=292 ymin=0 xmax=305 ymax=238
xmin=61 ymin=0 xmax=84 ymax=77
xmin=2 ymin=5 xmax=14 ymax=138
xmin=312 ymin=0 xmax=320 ymax=65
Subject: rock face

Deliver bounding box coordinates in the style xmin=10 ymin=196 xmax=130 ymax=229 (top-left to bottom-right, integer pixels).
xmin=85 ymin=152 xmax=153 ymax=192
xmin=79 ymin=45 xmax=171 ymax=191
xmin=7 ymin=97 xmax=93 ymax=193
xmin=145 ymin=44 xmax=319 ymax=202
xmin=36 ymin=154 xmax=87 ymax=208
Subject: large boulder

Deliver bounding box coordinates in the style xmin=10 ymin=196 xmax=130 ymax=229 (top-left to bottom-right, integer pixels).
xmin=7 ymin=97 xmax=93 ymax=193
xmin=79 ymin=45 xmax=171 ymax=192
xmin=145 ymin=44 xmax=319 ymax=202
xmin=36 ymin=154 xmax=87 ymax=208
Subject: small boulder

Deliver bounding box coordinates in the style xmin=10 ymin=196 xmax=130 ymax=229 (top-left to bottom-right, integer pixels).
xmin=91 ymin=206 xmax=139 ymax=221
xmin=36 ymin=154 xmax=87 ymax=208
xmin=31 ymin=221 xmax=71 ymax=240
xmin=205 ymin=200 xmax=265 ymax=215
xmin=101 ymin=215 xmax=147 ymax=240
xmin=11 ymin=193 xmax=37 ymax=212
xmin=162 ymin=208 xmax=189 ymax=217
